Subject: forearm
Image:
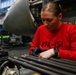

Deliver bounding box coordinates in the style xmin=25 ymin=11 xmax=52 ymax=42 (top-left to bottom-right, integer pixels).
xmin=58 ymin=48 xmax=76 ymax=60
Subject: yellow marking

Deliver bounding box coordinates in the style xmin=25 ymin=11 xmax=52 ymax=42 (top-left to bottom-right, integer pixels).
xmin=32 ymin=73 xmax=41 ymax=75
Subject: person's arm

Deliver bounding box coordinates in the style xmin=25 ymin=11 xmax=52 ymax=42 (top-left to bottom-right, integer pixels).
xmin=58 ymin=27 xmax=76 ymax=60
xmin=29 ymin=27 xmax=40 ymax=55
xmin=58 ymin=49 xmax=76 ymax=60
xmin=38 ymin=47 xmax=76 ymax=60
xmin=39 ymin=26 xmax=76 ymax=60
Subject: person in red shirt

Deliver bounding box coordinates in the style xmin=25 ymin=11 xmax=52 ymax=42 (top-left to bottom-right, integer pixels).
xmin=29 ymin=1 xmax=76 ymax=60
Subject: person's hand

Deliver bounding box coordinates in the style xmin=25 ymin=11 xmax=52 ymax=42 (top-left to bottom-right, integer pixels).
xmin=38 ymin=48 xmax=55 ymax=59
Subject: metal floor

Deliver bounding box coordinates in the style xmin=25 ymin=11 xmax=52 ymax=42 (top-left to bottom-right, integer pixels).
xmin=1 ymin=45 xmax=40 ymax=75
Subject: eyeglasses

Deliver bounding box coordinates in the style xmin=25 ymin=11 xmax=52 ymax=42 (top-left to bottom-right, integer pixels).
xmin=41 ymin=18 xmax=52 ymax=22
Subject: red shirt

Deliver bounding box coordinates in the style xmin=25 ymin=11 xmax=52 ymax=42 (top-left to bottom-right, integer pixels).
xmin=29 ymin=23 xmax=76 ymax=60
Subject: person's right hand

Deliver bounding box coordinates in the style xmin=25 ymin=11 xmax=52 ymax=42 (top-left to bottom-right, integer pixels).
xmin=38 ymin=48 xmax=55 ymax=59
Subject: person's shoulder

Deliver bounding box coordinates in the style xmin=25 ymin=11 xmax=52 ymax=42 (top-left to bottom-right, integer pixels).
xmin=62 ymin=23 xmax=76 ymax=32
xmin=35 ymin=24 xmax=45 ymax=32
xmin=63 ymin=23 xmax=76 ymax=28
xmin=38 ymin=24 xmax=45 ymax=29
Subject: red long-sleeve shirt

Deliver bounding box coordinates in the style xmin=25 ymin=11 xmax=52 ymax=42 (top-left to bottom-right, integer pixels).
xmin=29 ymin=23 xmax=76 ymax=60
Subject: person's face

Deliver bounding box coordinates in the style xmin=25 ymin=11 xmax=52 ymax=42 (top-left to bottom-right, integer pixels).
xmin=41 ymin=11 xmax=62 ymax=31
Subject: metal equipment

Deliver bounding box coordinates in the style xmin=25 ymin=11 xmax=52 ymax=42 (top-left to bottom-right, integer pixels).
xmin=0 ymin=51 xmax=20 ymax=75
xmin=3 ymin=0 xmax=36 ymax=36
xmin=1 ymin=0 xmax=76 ymax=75
xmin=0 ymin=50 xmax=76 ymax=75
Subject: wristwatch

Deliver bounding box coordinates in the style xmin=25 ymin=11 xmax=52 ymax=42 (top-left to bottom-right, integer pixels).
xmin=53 ymin=48 xmax=59 ymax=58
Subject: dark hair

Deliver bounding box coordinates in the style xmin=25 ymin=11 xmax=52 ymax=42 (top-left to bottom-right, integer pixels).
xmin=41 ymin=2 xmax=62 ymax=16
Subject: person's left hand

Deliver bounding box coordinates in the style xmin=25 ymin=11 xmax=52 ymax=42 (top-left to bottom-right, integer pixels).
xmin=38 ymin=48 xmax=55 ymax=59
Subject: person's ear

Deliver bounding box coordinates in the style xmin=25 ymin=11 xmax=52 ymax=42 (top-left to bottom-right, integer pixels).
xmin=58 ymin=13 xmax=62 ymax=20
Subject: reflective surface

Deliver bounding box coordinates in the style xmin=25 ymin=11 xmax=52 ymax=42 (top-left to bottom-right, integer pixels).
xmin=4 ymin=0 xmax=36 ymax=36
